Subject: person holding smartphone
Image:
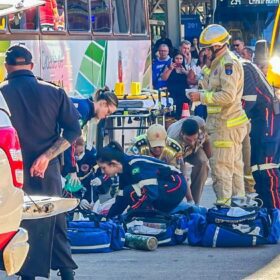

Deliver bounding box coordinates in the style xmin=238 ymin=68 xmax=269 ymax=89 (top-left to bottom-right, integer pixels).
xmin=162 ymin=52 xmax=190 ymax=119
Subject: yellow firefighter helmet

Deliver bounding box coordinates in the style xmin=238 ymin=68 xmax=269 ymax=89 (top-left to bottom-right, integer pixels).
xmin=199 ymin=24 xmax=231 ymax=49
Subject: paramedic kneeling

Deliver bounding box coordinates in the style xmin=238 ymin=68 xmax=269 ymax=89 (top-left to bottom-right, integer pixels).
xmin=96 ymin=142 xmax=187 ymax=218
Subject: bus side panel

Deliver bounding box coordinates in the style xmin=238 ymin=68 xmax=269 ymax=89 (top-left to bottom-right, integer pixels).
xmin=40 ymin=40 xmax=75 ymax=94
xmin=106 ymin=40 xmax=151 ymax=93
xmin=0 ymin=41 xmax=11 ymax=81
xmin=0 ymin=39 xmax=151 ymax=97
xmin=0 ymin=39 xmax=40 ymax=82
xmin=74 ymin=40 xmax=107 ymax=97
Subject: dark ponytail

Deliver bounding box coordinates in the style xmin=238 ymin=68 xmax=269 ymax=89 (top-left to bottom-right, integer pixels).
xmin=96 ymin=141 xmax=124 ymax=164
xmin=94 ymin=86 xmax=119 ymax=108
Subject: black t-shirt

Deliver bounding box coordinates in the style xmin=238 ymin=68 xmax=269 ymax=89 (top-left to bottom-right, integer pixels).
xmin=1 ymin=70 xmax=81 ymax=167
xmin=167 ymin=69 xmax=189 ymax=101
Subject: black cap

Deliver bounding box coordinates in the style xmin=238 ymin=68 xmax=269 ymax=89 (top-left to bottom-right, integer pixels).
xmin=5 ymin=44 xmax=32 ymax=65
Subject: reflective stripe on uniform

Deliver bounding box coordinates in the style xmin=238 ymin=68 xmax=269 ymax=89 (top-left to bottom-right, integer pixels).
xmin=207 ymin=106 xmax=222 ymax=114
xmin=117 ymin=190 xmax=124 ymax=196
xmin=204 ymin=91 xmax=215 ymax=104
xmin=242 ymin=95 xmax=257 ymax=102
xmin=227 ymin=113 xmax=248 ymax=128
xmin=202 ymin=66 xmax=211 ymax=76
xmin=251 ymin=163 xmax=280 ymax=172
xmin=213 ymin=141 xmax=233 ymax=148
xmin=128 ymin=158 xmax=180 ymax=173
xmin=132 ymin=178 xmax=158 ymax=196
xmin=212 ymin=226 xmax=220 ymax=248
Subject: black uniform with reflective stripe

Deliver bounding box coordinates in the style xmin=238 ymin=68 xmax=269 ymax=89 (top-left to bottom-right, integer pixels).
xmin=0 ymin=70 xmax=81 ymax=277
xmin=242 ymin=61 xmax=280 ymax=209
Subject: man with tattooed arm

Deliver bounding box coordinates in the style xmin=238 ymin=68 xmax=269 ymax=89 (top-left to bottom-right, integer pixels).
xmin=0 ymin=44 xmax=81 ymax=280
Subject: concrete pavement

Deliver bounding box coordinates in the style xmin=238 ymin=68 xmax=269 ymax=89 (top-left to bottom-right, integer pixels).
xmin=1 ymin=182 xmax=280 ymax=279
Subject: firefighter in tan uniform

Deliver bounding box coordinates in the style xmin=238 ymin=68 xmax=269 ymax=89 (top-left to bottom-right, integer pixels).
xmin=127 ymin=124 xmax=195 ymax=203
xmin=189 ymin=24 xmax=249 ymax=205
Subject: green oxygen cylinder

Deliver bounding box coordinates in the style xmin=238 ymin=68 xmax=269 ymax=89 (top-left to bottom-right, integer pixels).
xmin=125 ymin=233 xmax=158 ymax=251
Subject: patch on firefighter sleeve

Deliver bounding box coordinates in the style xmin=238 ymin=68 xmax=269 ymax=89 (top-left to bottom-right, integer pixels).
xmin=132 ymin=146 xmax=139 ymax=154
xmin=132 ymin=167 xmax=140 ymax=175
xmin=225 ymin=63 xmax=233 ymax=75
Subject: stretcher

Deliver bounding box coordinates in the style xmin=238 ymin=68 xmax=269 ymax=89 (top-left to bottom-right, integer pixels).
xmin=104 ymin=91 xmax=174 ymax=148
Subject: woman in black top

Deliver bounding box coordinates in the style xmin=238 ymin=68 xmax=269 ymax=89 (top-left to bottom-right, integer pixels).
xmin=162 ymin=52 xmax=190 ymax=119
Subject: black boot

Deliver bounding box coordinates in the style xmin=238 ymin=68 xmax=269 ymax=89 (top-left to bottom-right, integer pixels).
xmin=58 ymin=268 xmax=75 ymax=280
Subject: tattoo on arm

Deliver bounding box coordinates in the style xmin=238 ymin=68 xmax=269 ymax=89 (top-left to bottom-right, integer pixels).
xmin=44 ymin=137 xmax=71 ymax=161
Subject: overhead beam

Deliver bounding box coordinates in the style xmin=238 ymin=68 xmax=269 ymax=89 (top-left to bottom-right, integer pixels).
xmin=152 ymin=0 xmax=163 ymax=13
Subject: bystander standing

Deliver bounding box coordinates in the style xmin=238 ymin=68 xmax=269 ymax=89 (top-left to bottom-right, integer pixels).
xmin=0 ymin=44 xmax=81 ymax=280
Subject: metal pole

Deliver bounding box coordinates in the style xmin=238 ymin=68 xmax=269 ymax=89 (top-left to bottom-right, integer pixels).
xmin=166 ymin=0 xmax=181 ymax=49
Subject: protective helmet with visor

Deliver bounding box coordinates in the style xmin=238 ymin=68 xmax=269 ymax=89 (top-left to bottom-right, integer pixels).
xmin=199 ymin=24 xmax=231 ymax=49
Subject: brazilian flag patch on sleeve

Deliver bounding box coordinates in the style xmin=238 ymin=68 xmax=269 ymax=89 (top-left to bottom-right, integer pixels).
xmin=132 ymin=167 xmax=140 ymax=175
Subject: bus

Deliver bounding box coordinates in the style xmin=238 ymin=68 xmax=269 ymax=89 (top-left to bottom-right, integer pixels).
xmin=0 ymin=0 xmax=151 ymax=97
xmin=213 ymin=0 xmax=279 ymax=47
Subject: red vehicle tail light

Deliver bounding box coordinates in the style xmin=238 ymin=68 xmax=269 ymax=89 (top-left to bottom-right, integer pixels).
xmin=0 ymin=232 xmax=17 ymax=250
xmin=0 ymin=127 xmax=23 ymax=188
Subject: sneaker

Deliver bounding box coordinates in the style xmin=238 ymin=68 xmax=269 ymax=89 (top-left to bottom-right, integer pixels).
xmin=231 ymin=194 xmax=259 ymax=208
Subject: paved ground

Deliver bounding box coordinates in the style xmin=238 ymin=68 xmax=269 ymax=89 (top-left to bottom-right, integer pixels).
xmin=2 ymin=181 xmax=280 ymax=280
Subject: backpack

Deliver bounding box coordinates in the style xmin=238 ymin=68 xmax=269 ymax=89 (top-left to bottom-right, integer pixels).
xmin=67 ymin=211 xmax=125 ymax=253
xmin=124 ymin=209 xmax=188 ymax=246
xmin=188 ymin=206 xmax=280 ymax=247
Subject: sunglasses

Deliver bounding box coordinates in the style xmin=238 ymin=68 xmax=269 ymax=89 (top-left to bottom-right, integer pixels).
xmin=234 ymin=44 xmax=240 ymax=47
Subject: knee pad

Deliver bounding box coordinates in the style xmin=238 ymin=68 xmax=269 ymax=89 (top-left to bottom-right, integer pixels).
xmin=3 ymin=228 xmax=29 ymax=276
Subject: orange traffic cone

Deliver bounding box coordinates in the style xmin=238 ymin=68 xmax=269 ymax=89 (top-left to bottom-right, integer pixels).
xmin=181 ymin=103 xmax=190 ymax=118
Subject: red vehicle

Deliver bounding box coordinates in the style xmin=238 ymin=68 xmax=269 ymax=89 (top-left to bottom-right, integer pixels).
xmin=0 ymin=92 xmax=27 ymax=276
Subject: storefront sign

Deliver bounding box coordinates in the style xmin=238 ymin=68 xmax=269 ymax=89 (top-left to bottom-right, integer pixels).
xmin=228 ymin=0 xmax=279 ymax=7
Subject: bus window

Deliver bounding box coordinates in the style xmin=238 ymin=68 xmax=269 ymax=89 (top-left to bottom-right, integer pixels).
xmin=129 ymin=0 xmax=146 ymax=34
xmin=112 ymin=0 xmax=129 ymax=34
xmin=91 ymin=0 xmax=111 ymax=33
xmin=9 ymin=8 xmax=38 ymax=31
xmin=67 ymin=0 xmax=90 ymax=32
xmin=40 ymin=0 xmax=65 ymax=32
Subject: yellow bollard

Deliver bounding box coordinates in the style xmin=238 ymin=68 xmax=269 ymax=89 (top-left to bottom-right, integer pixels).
xmin=131 ymin=82 xmax=141 ymax=96
xmin=114 ymin=82 xmax=125 ymax=96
